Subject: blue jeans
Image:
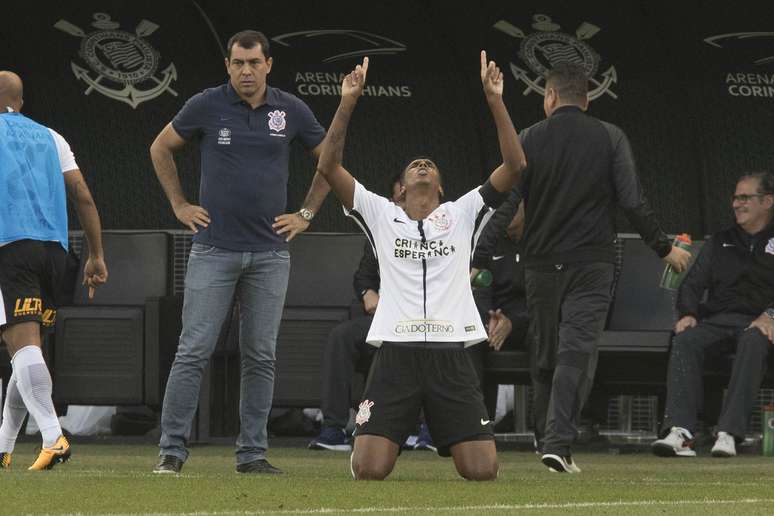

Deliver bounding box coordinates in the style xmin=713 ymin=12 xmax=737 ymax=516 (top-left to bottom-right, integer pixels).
xmin=159 ymin=243 xmax=290 ymax=464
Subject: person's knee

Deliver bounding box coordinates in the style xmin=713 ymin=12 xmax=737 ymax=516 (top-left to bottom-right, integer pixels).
xmin=739 ymin=328 xmax=770 ymax=351
xmin=457 ymin=460 xmax=498 ymax=481
xmin=2 ymin=322 xmax=42 ymax=355
xmin=351 ymin=457 xmax=393 ymax=480
xmin=671 ymin=331 xmax=703 ymax=356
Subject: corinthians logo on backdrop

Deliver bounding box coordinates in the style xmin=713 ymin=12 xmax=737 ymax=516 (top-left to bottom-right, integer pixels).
xmin=493 ymin=14 xmax=618 ymax=101
xmin=272 ymin=30 xmax=412 ymax=98
xmin=54 ymin=13 xmax=178 ymax=108
xmin=704 ymin=32 xmax=774 ymax=99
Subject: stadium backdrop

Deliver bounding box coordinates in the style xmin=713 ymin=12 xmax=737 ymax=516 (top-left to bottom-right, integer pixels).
xmin=3 ymin=0 xmax=773 ymax=238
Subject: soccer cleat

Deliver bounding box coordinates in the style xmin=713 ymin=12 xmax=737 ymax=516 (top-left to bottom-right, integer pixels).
xmin=711 ymin=431 xmax=737 ymax=458
xmin=153 ymin=455 xmax=184 ymax=474
xmin=1 ymin=452 xmax=11 ymax=470
xmin=652 ymin=426 xmax=697 ymax=457
xmin=308 ymin=427 xmax=352 ymax=452
xmin=28 ymin=435 xmax=71 ymax=471
xmin=414 ymin=423 xmax=437 ymax=452
xmin=541 ymin=453 xmax=581 ymax=473
xmin=236 ymin=458 xmax=283 ymax=474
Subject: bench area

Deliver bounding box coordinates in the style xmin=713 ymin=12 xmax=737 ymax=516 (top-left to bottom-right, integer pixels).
xmin=2 ymin=231 xmax=772 ymax=439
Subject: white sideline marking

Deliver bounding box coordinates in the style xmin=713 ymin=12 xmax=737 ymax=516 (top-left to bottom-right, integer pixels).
xmin=91 ymin=498 xmax=774 ymax=515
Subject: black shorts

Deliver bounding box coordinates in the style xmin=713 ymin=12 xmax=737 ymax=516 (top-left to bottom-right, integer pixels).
xmin=0 ymin=240 xmax=68 ymax=330
xmin=353 ymin=342 xmax=494 ymax=457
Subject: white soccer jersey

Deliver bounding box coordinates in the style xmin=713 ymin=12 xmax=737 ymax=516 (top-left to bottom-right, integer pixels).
xmin=346 ymin=180 xmax=494 ymax=347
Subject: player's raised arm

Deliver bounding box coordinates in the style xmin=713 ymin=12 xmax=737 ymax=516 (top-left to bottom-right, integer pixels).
xmin=316 ymin=57 xmax=369 ymax=211
xmin=481 ymin=50 xmax=527 ymax=193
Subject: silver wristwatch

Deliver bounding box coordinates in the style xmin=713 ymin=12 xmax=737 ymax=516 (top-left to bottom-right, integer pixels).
xmin=298 ymin=208 xmax=314 ymax=221
xmin=765 ymin=307 xmax=774 ymax=320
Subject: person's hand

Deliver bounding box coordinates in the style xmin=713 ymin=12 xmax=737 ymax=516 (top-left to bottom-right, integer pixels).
xmin=470 ymin=267 xmax=480 ymax=283
xmin=663 ymin=245 xmax=691 ymax=273
xmin=173 ymin=203 xmax=210 ymax=233
xmin=341 ymin=57 xmax=369 ymax=99
xmin=674 ymin=315 xmax=697 ymax=334
xmin=748 ymin=313 xmax=774 ymax=343
xmin=83 ymin=255 xmax=108 ymax=300
xmin=362 ymin=290 xmax=379 ymax=315
xmin=487 ymin=309 xmax=512 ymax=350
xmin=273 ymin=213 xmax=310 ymax=242
xmin=480 ymin=50 xmax=504 ymax=99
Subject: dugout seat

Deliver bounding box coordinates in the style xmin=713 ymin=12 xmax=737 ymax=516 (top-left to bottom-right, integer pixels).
xmin=52 ymin=231 xmax=181 ymax=407
xmin=595 ymin=237 xmax=704 ymax=394
xmin=196 ymin=233 xmax=367 ymax=439
xmin=274 ymin=233 xmax=367 ymax=406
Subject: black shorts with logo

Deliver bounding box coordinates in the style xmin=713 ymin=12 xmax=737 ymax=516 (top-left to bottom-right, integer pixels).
xmin=0 ymin=240 xmax=69 ymax=330
xmin=353 ymin=341 xmax=494 ymax=457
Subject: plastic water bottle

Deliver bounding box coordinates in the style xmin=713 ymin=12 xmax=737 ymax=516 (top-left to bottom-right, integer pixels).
xmin=763 ymin=403 xmax=774 ymax=456
xmin=471 ymin=269 xmax=493 ymax=288
xmin=659 ymin=234 xmax=692 ymax=290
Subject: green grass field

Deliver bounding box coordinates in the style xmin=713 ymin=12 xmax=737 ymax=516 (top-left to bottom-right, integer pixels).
xmin=2 ymin=442 xmax=774 ymax=515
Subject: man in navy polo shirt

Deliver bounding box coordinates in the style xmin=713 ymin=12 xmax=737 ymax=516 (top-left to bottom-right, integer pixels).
xmin=149 ymin=30 xmax=328 ymax=474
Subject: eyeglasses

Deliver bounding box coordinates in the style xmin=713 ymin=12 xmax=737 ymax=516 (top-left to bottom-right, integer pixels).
xmin=732 ymin=193 xmax=767 ymax=203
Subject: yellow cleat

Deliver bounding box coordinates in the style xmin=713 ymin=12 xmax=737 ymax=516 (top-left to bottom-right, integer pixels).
xmin=28 ymin=436 xmax=71 ymax=471
xmin=0 ymin=452 xmax=11 ymax=470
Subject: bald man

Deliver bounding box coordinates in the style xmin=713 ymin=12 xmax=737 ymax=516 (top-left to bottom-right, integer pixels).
xmin=0 ymin=71 xmax=107 ymax=470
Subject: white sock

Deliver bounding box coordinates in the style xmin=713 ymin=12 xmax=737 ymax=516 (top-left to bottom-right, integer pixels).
xmin=0 ymin=370 xmax=28 ymax=453
xmin=11 ymin=346 xmax=61 ymax=448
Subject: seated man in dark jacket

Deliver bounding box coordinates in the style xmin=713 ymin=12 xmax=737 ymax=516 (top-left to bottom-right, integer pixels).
xmin=469 ymin=191 xmax=529 ymax=418
xmin=307 ymin=238 xmax=379 ymax=451
xmin=653 ymin=171 xmax=774 ymax=458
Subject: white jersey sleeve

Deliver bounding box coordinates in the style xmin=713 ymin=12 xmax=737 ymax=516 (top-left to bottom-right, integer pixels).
xmin=344 ymin=180 xmax=392 ymax=243
xmin=453 ymin=185 xmax=494 ymax=252
xmin=454 ymin=185 xmax=488 ymax=224
xmin=48 ymin=129 xmax=79 ymax=173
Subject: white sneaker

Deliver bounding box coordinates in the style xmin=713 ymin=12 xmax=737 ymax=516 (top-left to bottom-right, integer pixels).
xmin=711 ymin=431 xmax=737 ymax=457
xmin=652 ymin=427 xmax=697 ymax=457
xmin=541 ymin=453 xmax=581 ymax=473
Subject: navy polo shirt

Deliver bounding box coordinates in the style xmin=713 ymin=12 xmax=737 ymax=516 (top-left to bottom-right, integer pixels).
xmin=172 ymin=83 xmax=325 ymax=251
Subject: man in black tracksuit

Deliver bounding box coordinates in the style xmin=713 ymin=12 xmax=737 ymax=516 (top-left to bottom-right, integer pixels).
xmin=512 ymin=63 xmax=690 ymax=473
xmin=653 ymin=172 xmax=774 ymax=458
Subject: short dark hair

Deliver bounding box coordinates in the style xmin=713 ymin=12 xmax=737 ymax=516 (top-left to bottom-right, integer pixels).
xmin=226 ymin=30 xmax=271 ymax=60
xmin=545 ymin=62 xmax=588 ymax=105
xmin=739 ymin=171 xmax=774 ymax=195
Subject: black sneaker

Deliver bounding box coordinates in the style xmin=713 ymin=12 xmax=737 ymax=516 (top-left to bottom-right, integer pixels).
xmin=541 ymin=453 xmax=581 ymax=473
xmin=308 ymin=427 xmax=351 ymax=451
xmin=153 ymin=455 xmax=184 ymax=474
xmin=236 ymin=458 xmax=283 ymax=474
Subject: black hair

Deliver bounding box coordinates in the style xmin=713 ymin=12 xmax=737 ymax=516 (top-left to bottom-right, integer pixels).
xmin=545 ymin=62 xmax=588 ymax=105
xmin=739 ymin=171 xmax=774 ymax=195
xmin=226 ymin=30 xmax=271 ymax=60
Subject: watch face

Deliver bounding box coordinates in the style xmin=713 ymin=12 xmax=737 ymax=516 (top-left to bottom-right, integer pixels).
xmin=300 ymin=209 xmax=313 ymax=221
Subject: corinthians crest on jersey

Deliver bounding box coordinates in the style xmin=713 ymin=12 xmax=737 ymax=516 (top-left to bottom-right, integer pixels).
xmin=493 ymin=13 xmax=618 ymax=101
xmin=54 ymin=13 xmax=178 ymax=109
